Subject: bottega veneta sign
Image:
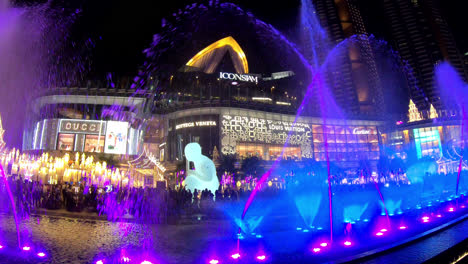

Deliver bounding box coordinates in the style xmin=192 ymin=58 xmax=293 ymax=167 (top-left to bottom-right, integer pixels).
xmin=60 ymin=120 xmax=106 ymax=134
xmin=219 ymin=72 xmax=258 ymax=83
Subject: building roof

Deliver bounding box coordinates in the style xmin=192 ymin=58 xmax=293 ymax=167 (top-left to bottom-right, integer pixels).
xmin=185 ymin=36 xmax=248 ymax=74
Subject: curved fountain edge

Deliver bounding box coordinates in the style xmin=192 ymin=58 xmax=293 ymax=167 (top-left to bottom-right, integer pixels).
xmin=332 ymin=212 xmax=468 ymax=264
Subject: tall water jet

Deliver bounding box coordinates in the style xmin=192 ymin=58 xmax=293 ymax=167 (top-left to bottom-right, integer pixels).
xmin=0 ymin=164 xmax=20 ymax=248
xmin=435 ymin=62 xmax=468 ymax=196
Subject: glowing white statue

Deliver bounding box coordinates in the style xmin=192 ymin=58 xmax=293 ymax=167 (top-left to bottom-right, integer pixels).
xmin=184 ymin=143 xmax=220 ymax=194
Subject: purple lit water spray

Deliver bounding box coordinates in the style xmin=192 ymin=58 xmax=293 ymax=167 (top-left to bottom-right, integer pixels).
xmin=0 ymin=164 xmax=21 ymax=248
xmin=435 ymin=62 xmax=468 ymax=196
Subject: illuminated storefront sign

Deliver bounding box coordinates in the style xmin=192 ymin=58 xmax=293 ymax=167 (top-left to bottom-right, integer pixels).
xmin=220 ymin=115 xmax=313 ymax=158
xmin=104 ymin=121 xmax=128 ymax=154
xmin=353 ymin=128 xmax=372 ymax=135
xmin=60 ymin=120 xmax=106 ymax=134
xmin=219 ymin=72 xmax=258 ymax=83
xmin=175 ymin=121 xmax=217 ymax=130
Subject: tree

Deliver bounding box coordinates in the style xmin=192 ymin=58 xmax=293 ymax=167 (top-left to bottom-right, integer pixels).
xmin=241 ymin=156 xmax=263 ymax=178
xmin=377 ymin=155 xmax=390 ymax=174
xmin=217 ymin=154 xmax=237 ymax=176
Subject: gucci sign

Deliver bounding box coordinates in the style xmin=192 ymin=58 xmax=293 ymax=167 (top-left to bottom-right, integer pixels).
xmin=60 ymin=120 xmax=106 ymax=134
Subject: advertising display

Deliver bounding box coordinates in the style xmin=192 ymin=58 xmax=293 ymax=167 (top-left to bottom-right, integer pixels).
xmin=104 ymin=121 xmax=129 ymax=154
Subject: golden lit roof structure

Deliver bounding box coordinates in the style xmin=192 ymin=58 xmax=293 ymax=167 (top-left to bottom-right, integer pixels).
xmin=408 ymin=99 xmax=423 ymax=122
xmin=185 ymin=36 xmax=249 ymax=74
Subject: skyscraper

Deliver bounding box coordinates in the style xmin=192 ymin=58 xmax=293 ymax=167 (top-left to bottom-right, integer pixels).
xmin=307 ymin=0 xmax=386 ymax=118
xmin=381 ymin=0 xmax=467 ymax=111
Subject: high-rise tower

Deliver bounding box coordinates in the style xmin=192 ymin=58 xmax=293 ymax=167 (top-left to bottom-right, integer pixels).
xmin=381 ymin=0 xmax=467 ymax=111
xmin=306 ymin=0 xmax=386 ymax=118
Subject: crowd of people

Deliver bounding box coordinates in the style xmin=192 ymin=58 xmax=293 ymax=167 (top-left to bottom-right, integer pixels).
xmin=0 ymin=177 xmax=264 ymax=223
xmin=0 ymin=169 xmax=460 ymax=224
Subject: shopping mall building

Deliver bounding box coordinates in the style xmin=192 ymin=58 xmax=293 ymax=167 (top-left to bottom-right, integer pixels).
xmin=22 ymin=36 xmax=466 ymax=184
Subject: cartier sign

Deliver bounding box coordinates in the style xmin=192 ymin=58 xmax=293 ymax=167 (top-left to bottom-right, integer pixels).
xmin=60 ymin=120 xmax=106 ymax=134
xmin=352 ymin=128 xmax=372 ymax=135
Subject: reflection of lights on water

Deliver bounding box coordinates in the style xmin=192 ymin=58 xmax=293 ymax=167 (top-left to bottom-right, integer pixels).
xmin=449 ymin=207 xmax=455 ymax=212
xmin=399 ymin=226 xmax=407 ymax=230
xmin=320 ymin=242 xmax=328 ymax=247
xmin=256 ymin=255 xmax=266 ymax=261
xmin=96 ymin=261 xmax=104 ymax=264
xmin=380 ymin=229 xmax=388 ymax=232
xmin=141 ymin=261 xmax=153 ymax=264
xmin=376 ymin=232 xmax=384 ymax=236
xmin=231 ymin=253 xmax=241 ymax=259
xmin=37 ymin=252 xmax=46 ymax=257
xmin=344 ymin=241 xmax=352 ymax=246
xmin=121 ymin=256 xmax=130 ymax=262
xmin=312 ymin=248 xmax=321 ymax=253
xmin=22 ymin=246 xmax=31 ymax=251
xmin=437 ymin=214 xmax=442 ymax=218
xmin=209 ymin=259 xmax=219 ymax=264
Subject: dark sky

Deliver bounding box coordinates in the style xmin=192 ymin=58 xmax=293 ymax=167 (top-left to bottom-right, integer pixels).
xmin=62 ymin=0 xmax=300 ymax=79
xmin=14 ymin=0 xmax=465 ymax=79
xmin=32 ymin=0 xmax=464 ymax=80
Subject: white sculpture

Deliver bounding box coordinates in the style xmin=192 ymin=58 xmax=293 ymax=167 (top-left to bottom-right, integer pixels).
xmin=184 ymin=143 xmax=220 ymax=194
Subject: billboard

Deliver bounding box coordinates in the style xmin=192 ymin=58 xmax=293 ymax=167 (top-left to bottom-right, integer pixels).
xmin=104 ymin=121 xmax=128 ymax=154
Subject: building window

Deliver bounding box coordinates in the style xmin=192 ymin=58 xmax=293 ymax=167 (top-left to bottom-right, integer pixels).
xmin=57 ymin=133 xmax=75 ymax=151
xmin=84 ymin=135 xmax=105 ymax=153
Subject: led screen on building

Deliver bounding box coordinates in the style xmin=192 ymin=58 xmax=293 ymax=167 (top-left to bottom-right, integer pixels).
xmin=104 ymin=121 xmax=128 ymax=154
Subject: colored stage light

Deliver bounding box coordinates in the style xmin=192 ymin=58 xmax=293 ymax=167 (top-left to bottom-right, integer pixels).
xmin=376 ymin=232 xmax=383 ymax=236
xmin=22 ymin=246 xmax=31 ymax=251
xmin=399 ymin=226 xmax=407 ymax=230
xmin=256 ymin=255 xmax=266 ymax=261
xmin=209 ymin=259 xmax=219 ymax=264
xmin=231 ymin=253 xmax=241 ymax=259
xmin=320 ymin=242 xmax=328 ymax=247
xmin=344 ymin=241 xmax=352 ymax=246
xmin=37 ymin=252 xmax=46 ymax=257
xmin=312 ymin=248 xmax=321 ymax=253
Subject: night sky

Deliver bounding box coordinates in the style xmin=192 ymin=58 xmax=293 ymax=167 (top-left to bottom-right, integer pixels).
xmin=3 ymin=0 xmax=466 ymax=148
xmin=14 ymin=0 xmax=465 ymax=80
xmin=61 ymin=0 xmax=466 ymax=80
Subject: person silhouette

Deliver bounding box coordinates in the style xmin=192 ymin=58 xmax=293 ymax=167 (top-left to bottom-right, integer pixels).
xmin=184 ymin=143 xmax=220 ymax=195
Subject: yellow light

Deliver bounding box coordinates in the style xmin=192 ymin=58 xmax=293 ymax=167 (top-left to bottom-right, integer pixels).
xmin=236 ymin=181 xmax=241 ymax=188
xmin=268 ymin=181 xmax=273 ymax=187
xmin=186 ymin=36 xmax=249 ymax=74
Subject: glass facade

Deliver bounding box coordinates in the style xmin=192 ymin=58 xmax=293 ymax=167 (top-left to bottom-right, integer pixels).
xmin=413 ymin=127 xmax=442 ymax=159
xmin=84 ymin=135 xmax=105 ymax=153
xmin=311 ymin=125 xmax=379 ymax=162
xmin=57 ymin=133 xmax=75 ymax=151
